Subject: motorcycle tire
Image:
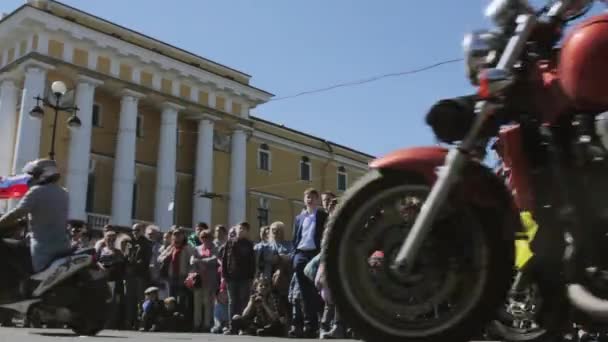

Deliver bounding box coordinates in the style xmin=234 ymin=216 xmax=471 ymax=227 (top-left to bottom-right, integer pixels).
xmin=69 ymin=279 xmax=110 ymax=336
xmin=324 ymin=169 xmax=514 ymax=342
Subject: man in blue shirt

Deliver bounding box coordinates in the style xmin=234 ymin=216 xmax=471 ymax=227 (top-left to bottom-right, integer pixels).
xmin=291 ymin=188 xmax=327 ymax=338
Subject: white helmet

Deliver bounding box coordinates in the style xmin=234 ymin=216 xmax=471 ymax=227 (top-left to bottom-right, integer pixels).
xmin=22 ymin=159 xmax=60 ymax=185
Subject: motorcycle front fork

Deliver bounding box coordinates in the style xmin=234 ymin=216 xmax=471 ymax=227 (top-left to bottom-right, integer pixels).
xmin=391 ymin=147 xmax=469 ymax=272
xmin=391 ymin=13 xmax=537 ymax=272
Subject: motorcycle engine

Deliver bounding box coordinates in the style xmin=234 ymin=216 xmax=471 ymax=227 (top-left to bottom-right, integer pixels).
xmin=583 ymin=113 xmax=608 ymax=222
xmin=568 ymin=113 xmax=608 ymax=274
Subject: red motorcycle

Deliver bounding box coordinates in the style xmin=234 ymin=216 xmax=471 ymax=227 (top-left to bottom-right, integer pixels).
xmin=323 ymin=1 xmax=608 ymax=341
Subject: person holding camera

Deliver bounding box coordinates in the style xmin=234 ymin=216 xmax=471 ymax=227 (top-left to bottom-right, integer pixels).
xmin=230 ymin=276 xmax=284 ymax=336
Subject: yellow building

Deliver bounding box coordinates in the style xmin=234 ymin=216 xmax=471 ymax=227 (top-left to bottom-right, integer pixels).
xmin=0 ymin=0 xmax=373 ymax=238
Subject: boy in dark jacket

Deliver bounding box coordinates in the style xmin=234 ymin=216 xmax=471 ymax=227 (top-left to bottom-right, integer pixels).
xmin=140 ymin=287 xmax=165 ymax=332
xmin=221 ymin=222 xmax=255 ymax=334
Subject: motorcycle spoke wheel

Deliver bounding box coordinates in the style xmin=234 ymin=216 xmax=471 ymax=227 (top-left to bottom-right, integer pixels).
xmin=324 ymin=170 xmax=514 ymax=342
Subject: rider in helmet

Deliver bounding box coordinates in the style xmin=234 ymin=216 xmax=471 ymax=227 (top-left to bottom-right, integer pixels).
xmin=0 ymin=159 xmax=71 ymax=273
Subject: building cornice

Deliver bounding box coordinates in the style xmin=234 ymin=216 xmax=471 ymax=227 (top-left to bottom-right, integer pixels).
xmin=90 ymin=152 xmax=193 ymax=178
xmin=42 ymin=0 xmax=252 ymax=81
xmin=251 ymin=130 xmax=369 ymax=171
xmin=76 ymin=74 xmax=103 ymax=87
xmin=161 ymin=101 xmax=186 ymax=112
xmin=17 ymin=59 xmax=54 ymax=73
xmin=0 ymin=5 xmax=273 ymax=105
xmin=249 ymin=191 xmax=284 ymax=201
xmin=251 ymin=115 xmax=375 ymax=159
xmin=0 ymin=53 xmax=257 ymax=128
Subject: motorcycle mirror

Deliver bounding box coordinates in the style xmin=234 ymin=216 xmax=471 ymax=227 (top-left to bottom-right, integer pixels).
xmin=559 ymin=0 xmax=594 ymax=21
xmin=485 ymin=0 xmax=534 ymax=27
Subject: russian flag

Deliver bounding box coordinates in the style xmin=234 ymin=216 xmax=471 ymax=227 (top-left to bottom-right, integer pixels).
xmin=0 ymin=174 xmax=31 ymax=199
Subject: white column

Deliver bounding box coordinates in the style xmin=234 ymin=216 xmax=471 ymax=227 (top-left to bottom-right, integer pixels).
xmin=35 ymin=32 xmax=49 ymax=55
xmin=88 ymin=50 xmax=98 ymax=70
xmin=132 ymin=67 xmax=141 ymax=84
xmin=240 ymin=102 xmax=250 ymax=119
xmin=171 ymin=81 xmax=180 ymax=97
xmin=0 ymin=78 xmax=19 ymax=211
xmin=190 ymin=86 xmax=199 ymax=103
xmin=225 ymin=97 xmax=233 ymax=114
xmin=62 ymin=41 xmax=73 ymax=63
xmin=14 ymin=41 xmax=21 ymax=60
xmin=13 ymin=62 xmax=53 ymax=174
xmin=193 ymin=114 xmax=219 ymax=227
xmin=154 ymin=102 xmax=182 ymax=229
xmin=110 ymin=59 xmax=120 ymax=78
xmin=208 ymin=90 xmax=216 ymax=108
xmin=26 ymin=34 xmax=35 ymax=54
xmin=66 ymin=75 xmax=103 ymax=220
xmin=228 ymin=125 xmax=249 ymax=226
xmin=111 ymin=89 xmax=144 ymax=226
xmin=152 ymin=74 xmax=161 ymax=91
xmin=0 ymin=78 xmax=19 ymax=173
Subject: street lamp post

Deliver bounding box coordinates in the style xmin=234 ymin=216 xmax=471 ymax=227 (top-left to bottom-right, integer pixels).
xmin=29 ymin=81 xmax=82 ymax=160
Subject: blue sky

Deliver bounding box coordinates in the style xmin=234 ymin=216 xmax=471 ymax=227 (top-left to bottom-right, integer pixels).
xmin=3 ymin=0 xmax=605 ymax=157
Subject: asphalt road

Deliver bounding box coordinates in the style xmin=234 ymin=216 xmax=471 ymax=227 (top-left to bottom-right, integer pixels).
xmin=0 ymin=328 xmax=353 ymax=341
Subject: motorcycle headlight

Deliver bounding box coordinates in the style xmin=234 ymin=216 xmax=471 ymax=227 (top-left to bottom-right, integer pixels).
xmin=425 ymin=95 xmax=477 ymax=144
xmin=463 ymin=30 xmax=499 ymax=85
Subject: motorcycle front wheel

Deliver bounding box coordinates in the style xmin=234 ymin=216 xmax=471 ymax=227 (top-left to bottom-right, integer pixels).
xmin=324 ymin=170 xmax=514 ymax=342
xmin=69 ymin=278 xmax=110 ymax=336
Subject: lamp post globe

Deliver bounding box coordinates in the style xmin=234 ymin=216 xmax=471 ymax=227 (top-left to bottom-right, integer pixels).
xmin=51 ymin=81 xmax=67 ymax=98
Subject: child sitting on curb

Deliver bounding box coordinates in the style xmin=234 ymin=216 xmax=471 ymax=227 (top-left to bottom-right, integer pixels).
xmin=231 ymin=276 xmax=285 ymax=337
xmin=140 ymin=287 xmax=164 ymax=332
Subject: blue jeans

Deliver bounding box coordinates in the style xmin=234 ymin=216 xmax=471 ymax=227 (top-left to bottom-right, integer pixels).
xmin=293 ymin=250 xmax=321 ymax=330
xmin=214 ymin=302 xmax=228 ymax=328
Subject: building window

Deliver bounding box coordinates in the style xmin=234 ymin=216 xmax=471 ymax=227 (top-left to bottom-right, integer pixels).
xmin=300 ymin=156 xmax=311 ymax=181
xmin=132 ymin=182 xmax=138 ymax=219
xmin=85 ymin=173 xmax=95 ymax=213
xmin=258 ymin=143 xmax=271 ymax=171
xmin=337 ymin=166 xmax=348 ymax=191
xmin=136 ymin=115 xmax=144 ymax=138
xmin=92 ymin=104 xmax=102 ymax=127
xmin=176 ymin=125 xmax=181 ymax=146
xmin=257 ymin=197 xmax=270 ymax=228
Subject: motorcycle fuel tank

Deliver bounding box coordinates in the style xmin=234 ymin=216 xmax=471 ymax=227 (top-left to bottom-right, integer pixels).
xmin=559 ymin=13 xmax=608 ymax=112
